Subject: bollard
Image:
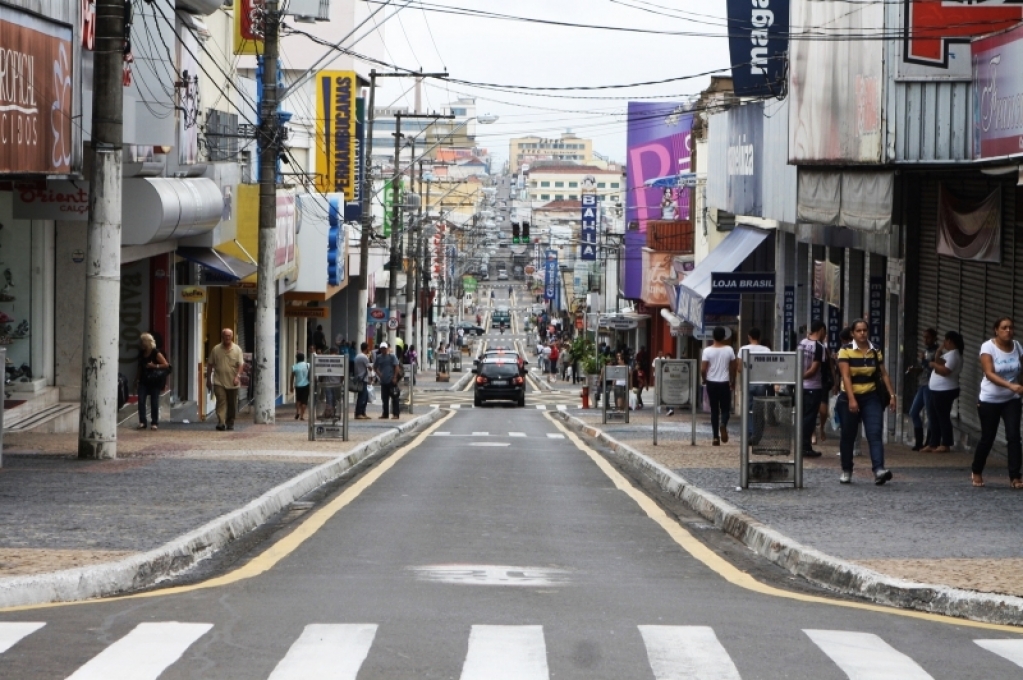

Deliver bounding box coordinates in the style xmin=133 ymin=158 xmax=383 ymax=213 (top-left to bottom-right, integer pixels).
xmin=581 ymin=386 xmax=590 ymax=409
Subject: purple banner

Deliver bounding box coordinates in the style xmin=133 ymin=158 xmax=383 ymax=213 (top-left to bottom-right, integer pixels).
xmin=973 ymin=23 xmax=1023 ymax=160
xmin=624 ymin=102 xmax=693 ymax=299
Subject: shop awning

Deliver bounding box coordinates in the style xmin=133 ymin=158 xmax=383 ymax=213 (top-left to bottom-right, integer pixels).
xmin=675 ymin=225 xmax=770 ymax=330
xmin=177 ymin=247 xmax=258 ymax=282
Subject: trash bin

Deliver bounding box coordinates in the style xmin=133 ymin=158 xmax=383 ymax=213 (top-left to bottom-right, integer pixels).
xmin=436 ymin=356 xmax=450 ymax=382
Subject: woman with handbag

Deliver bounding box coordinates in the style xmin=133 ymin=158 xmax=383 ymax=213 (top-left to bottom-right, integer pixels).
xmin=836 ymin=319 xmax=896 ymax=485
xmin=136 ymin=333 xmax=170 ymax=430
xmin=972 ymin=318 xmax=1023 ymax=488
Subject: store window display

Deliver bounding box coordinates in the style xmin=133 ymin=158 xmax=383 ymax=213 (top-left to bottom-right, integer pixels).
xmin=0 ymin=194 xmax=35 ymax=389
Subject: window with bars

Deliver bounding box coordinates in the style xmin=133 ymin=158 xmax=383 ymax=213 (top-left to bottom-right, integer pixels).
xmin=205 ymin=109 xmax=239 ymax=162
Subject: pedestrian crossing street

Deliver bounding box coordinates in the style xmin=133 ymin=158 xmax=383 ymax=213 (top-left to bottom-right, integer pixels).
xmin=2 ymin=621 xmax=1022 ymax=678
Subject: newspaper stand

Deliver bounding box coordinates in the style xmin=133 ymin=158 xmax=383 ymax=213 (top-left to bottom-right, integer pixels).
xmin=602 ymin=365 xmax=631 ymax=424
xmin=653 ymin=358 xmax=698 ymax=446
xmin=450 ymin=350 xmax=463 ymax=372
xmin=436 ymin=354 xmax=450 ymax=382
xmin=740 ymin=348 xmax=804 ymax=488
xmin=401 ymin=362 xmax=415 ymax=414
xmin=309 ymin=353 xmax=349 ymax=441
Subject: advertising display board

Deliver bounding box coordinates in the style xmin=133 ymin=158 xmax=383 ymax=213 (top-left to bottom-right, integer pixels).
xmin=315 ymin=71 xmax=358 ymax=200
xmin=973 ymin=24 xmax=1023 ymax=161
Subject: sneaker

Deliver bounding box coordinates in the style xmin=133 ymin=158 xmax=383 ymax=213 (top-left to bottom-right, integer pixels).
xmin=720 ymin=426 xmax=729 ymax=443
xmin=803 ymin=449 xmax=823 ymax=458
xmin=712 ymin=438 xmax=721 ymax=446
xmin=839 ymin=471 xmax=852 ymax=484
xmin=874 ymin=469 xmax=893 ymax=486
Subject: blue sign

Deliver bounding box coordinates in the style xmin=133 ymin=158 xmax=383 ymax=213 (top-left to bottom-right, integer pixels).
xmin=869 ymin=276 xmax=885 ymax=348
xmin=345 ymin=97 xmax=364 ymax=223
xmin=580 ymin=193 xmax=598 ymax=261
xmin=828 ymin=305 xmax=842 ymax=354
xmin=710 ymin=272 xmax=775 ymax=293
xmin=544 ymin=249 xmax=558 ymax=301
xmin=726 ymin=0 xmax=789 ymax=97
xmin=783 ymin=285 xmax=795 ymax=351
xmin=327 ymin=196 xmax=343 ymax=286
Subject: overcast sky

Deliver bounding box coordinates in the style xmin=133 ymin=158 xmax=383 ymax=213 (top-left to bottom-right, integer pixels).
xmin=365 ymin=0 xmax=730 ymax=167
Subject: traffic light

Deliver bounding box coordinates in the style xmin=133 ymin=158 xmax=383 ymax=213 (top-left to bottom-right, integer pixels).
xmin=522 ymin=221 xmax=530 ymax=240
xmin=512 ymin=222 xmax=520 ymax=244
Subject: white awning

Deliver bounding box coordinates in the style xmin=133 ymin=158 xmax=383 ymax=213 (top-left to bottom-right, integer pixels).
xmin=122 ymin=178 xmax=223 ymax=245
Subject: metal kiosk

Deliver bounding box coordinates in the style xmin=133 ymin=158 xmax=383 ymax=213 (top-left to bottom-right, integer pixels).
xmin=309 ymin=353 xmax=349 ymax=441
xmin=653 ymin=358 xmax=699 ymax=446
xmin=450 ymin=350 xmax=462 ymax=372
xmin=739 ymin=348 xmax=804 ymax=488
xmin=401 ymin=362 xmax=415 ymax=414
xmin=602 ymin=365 xmax=630 ymax=424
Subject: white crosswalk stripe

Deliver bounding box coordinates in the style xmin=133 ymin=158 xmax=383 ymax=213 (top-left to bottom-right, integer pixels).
xmin=267 ymin=624 xmax=377 ymax=680
xmin=65 ymin=622 xmax=213 ymax=680
xmin=535 ymin=405 xmax=547 ymax=410
xmin=975 ymin=639 xmax=1023 ymax=668
xmin=509 ymin=432 xmax=527 ymax=437
xmin=460 ymin=625 xmax=549 ymax=680
xmin=546 ymin=433 xmax=564 ymax=439
xmin=0 ymin=622 xmax=44 ymax=654
xmin=639 ymin=625 xmax=741 ymax=680
xmin=805 ymin=629 xmax=934 ymax=679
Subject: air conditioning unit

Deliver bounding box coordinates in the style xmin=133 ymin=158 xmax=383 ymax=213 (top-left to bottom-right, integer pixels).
xmin=286 ymin=0 xmax=329 ymax=22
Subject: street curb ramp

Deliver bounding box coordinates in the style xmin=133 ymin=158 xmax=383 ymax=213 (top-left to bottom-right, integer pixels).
xmin=0 ymin=408 xmax=445 ymax=609
xmin=553 ymin=411 xmax=1023 ymax=627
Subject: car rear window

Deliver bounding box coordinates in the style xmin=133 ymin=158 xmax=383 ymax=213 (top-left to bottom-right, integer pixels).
xmin=481 ymin=362 xmax=519 ymax=378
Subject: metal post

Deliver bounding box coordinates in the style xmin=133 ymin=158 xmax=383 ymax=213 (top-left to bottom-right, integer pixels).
xmin=342 ymin=359 xmax=349 ymax=441
xmin=740 ymin=348 xmax=750 ymax=488
xmin=795 ymin=346 xmax=804 ymax=489
xmin=387 ymin=112 xmax=403 ymax=346
xmin=253 ymin=0 xmax=280 ymax=424
xmin=653 ymin=358 xmax=659 ymax=446
xmin=357 ymin=70 xmax=377 ymax=345
xmin=308 ymin=353 xmax=317 ymax=440
xmin=601 ymin=365 xmax=608 ymax=424
xmin=690 ymin=361 xmax=698 ymax=446
xmin=79 ymin=0 xmax=125 ymax=459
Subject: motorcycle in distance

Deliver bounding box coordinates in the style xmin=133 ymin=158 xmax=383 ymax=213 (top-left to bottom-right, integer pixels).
xmin=499 ymin=322 xmax=507 ymax=334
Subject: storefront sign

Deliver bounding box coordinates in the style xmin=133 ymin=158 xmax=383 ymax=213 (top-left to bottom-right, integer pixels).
xmin=0 ymin=7 xmax=74 ymax=175
xmin=726 ymin=0 xmax=789 ymax=96
xmin=234 ymin=0 xmax=264 ymax=55
xmin=710 ymin=272 xmax=775 ymax=293
xmin=599 ymin=316 xmax=638 ymax=331
xmin=869 ymin=276 xmax=885 ymax=348
xmin=973 ymin=24 xmax=1023 ymax=160
xmin=658 ymin=361 xmax=692 ymax=405
xmin=580 ymin=193 xmax=598 ymax=261
xmin=315 ymin=71 xmax=358 ymax=200
xmin=828 ymin=305 xmax=842 ymax=354
xmin=544 ymin=249 xmax=558 ymax=301
xmin=783 ymin=285 xmax=795 ymax=350
xmin=345 ymin=97 xmax=365 ymax=222
xmin=904 ymin=0 xmax=1021 ymax=78
xmin=175 ymin=285 xmax=207 ymax=303
xmin=13 ymin=180 xmax=88 ymax=219
xmin=725 ymin=103 xmax=764 ymax=216
xmin=368 ymin=307 xmax=388 ymax=322
xmin=286 ymin=306 xmax=330 ymax=319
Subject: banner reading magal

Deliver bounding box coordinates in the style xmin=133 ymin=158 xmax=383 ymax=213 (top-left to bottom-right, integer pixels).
xmin=315 ymin=71 xmax=358 ymax=201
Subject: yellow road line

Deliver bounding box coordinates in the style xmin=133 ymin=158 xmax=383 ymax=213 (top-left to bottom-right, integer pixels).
xmin=544 ymin=412 xmax=1023 ymax=634
xmin=1 ymin=410 xmax=458 ymax=613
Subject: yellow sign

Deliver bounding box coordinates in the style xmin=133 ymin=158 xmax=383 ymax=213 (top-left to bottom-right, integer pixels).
xmin=314 ymin=71 xmax=358 ymax=200
xmin=234 ymin=0 xmax=264 ymax=56
xmin=285 ymin=306 xmax=330 ymax=319
xmin=175 ymin=285 xmax=208 ymax=303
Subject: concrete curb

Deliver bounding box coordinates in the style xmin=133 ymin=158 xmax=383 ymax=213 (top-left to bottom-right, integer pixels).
xmin=0 ymin=408 xmax=445 ymax=609
xmin=552 ymin=411 xmax=1023 ymax=627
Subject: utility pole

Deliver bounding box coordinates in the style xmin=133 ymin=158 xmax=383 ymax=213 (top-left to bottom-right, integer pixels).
xmin=254 ymin=0 xmax=281 ymax=424
xmin=79 ymin=0 xmax=125 ymax=459
xmin=356 ymin=70 xmax=377 ymax=345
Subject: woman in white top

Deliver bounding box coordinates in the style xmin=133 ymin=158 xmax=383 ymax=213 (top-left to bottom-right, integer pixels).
xmin=922 ymin=331 xmax=963 ymax=453
xmin=701 ymin=326 xmax=737 ymax=445
xmin=972 ymin=317 xmax=1023 ymax=488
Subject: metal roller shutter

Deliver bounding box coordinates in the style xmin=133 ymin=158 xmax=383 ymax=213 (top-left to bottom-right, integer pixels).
xmin=916 ymin=181 xmax=940 ymax=333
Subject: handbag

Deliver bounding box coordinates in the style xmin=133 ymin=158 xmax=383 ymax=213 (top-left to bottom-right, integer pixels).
xmin=348 ymin=378 xmax=365 ymax=394
xmin=144 ymin=364 xmax=172 ymax=386
xmin=871 ymin=349 xmax=891 ymax=405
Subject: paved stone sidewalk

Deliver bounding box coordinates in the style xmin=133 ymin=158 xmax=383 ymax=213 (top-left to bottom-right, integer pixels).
xmin=572 ymin=408 xmax=1023 ymax=598
xmin=0 ymin=404 xmax=418 ymax=577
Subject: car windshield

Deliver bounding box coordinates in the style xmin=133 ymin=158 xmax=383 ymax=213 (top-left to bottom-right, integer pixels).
xmin=481 ymin=362 xmax=519 ymax=378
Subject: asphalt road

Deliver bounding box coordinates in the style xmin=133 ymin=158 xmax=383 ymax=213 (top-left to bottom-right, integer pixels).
xmin=2 ymin=290 xmax=1023 ymax=678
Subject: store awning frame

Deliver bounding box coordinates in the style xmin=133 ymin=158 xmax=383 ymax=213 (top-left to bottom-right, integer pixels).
xmin=176 ymin=247 xmax=258 ymax=282
xmin=674 ymin=225 xmax=771 ymax=330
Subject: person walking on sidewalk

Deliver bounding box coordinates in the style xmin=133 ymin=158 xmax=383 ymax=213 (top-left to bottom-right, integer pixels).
xmin=354 ymin=342 xmax=372 ymax=419
xmin=908 ymin=328 xmax=939 ymax=450
xmin=208 ymin=328 xmax=244 ymax=431
xmin=702 ymin=326 xmax=736 ymax=446
xmin=289 ymin=352 xmax=310 ymax=421
xmin=836 ymin=319 xmax=897 ymax=485
xmin=135 ymin=333 xmax=169 ymax=431
xmin=799 ymin=321 xmax=828 ymax=458
xmin=373 ymin=342 xmax=403 ymax=420
xmin=924 ymin=330 xmax=963 ymax=453
xmin=972 ymin=318 xmax=1023 ymax=488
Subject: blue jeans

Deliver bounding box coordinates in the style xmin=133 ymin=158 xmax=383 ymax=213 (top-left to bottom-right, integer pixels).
xmin=837 ymin=390 xmax=886 ymax=473
xmin=747 ymin=384 xmax=769 ymax=439
xmin=355 ymin=383 xmax=369 ymax=417
xmin=137 ymin=381 xmax=160 ymax=426
xmin=909 ymin=384 xmax=931 ymax=431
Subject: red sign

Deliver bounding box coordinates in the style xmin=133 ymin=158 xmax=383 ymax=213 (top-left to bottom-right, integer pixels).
xmin=0 ymin=7 xmax=74 ymax=174
xmin=369 ymin=308 xmax=387 ymax=321
xmin=906 ymin=0 xmax=1022 ymax=67
xmin=81 ymin=0 xmax=95 ymax=50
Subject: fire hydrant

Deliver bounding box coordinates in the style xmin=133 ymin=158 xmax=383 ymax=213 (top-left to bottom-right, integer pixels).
xmin=581 ymin=386 xmax=590 ymax=409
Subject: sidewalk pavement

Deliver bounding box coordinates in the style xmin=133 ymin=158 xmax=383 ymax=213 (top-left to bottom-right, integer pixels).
xmin=0 ymin=402 xmax=432 ymax=582
xmin=564 ymin=405 xmax=1023 ymax=617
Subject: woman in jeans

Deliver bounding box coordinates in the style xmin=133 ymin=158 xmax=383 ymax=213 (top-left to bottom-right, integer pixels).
xmin=135 ymin=333 xmax=169 ymax=430
xmin=836 ymin=319 xmax=897 ymax=485
xmin=922 ymin=331 xmax=963 ymax=452
xmin=701 ymin=326 xmax=736 ymax=446
xmin=972 ymin=317 xmax=1023 ymax=488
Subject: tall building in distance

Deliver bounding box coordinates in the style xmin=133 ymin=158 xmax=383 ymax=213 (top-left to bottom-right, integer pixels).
xmin=509 ymin=131 xmax=611 ymax=170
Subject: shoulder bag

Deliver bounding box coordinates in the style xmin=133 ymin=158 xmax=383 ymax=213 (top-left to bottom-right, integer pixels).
xmin=871 ymin=348 xmax=891 ymax=405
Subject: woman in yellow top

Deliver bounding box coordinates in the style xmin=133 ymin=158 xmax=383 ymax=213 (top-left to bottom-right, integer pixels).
xmin=836 ymin=319 xmax=897 ymax=485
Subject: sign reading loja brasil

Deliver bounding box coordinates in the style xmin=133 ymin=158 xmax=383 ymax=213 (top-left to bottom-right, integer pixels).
xmin=0 ymin=6 xmax=74 ymax=175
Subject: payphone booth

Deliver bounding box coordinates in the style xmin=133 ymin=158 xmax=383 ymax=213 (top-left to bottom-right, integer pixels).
xmin=739 ymin=349 xmax=804 ymax=488
xmin=652 ymin=359 xmax=699 ymax=446
xmin=401 ymin=363 xmax=415 ymax=414
xmin=602 ymin=365 xmax=630 ymax=424
xmin=309 ymin=353 xmax=349 ymax=442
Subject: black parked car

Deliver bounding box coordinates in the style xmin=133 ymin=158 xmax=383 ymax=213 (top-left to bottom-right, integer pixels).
xmin=457 ymin=321 xmax=486 ymax=336
xmin=473 ymin=357 xmax=526 ymax=407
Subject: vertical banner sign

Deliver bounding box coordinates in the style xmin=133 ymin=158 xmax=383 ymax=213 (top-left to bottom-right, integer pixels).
xmin=544 ymin=250 xmax=558 ymax=301
xmin=315 ymin=71 xmax=357 ymax=200
xmin=726 ymin=0 xmax=789 ymax=96
xmin=869 ymin=276 xmax=885 ymax=348
xmin=234 ymin=0 xmax=265 ymax=56
xmin=827 ymin=305 xmax=842 ymax=355
xmin=346 ymin=96 xmax=365 ymax=222
xmin=811 ymin=297 xmax=823 ymax=326
xmin=580 ymin=193 xmax=598 ymax=261
xmin=726 ymin=102 xmax=764 ymax=215
xmin=383 ymin=178 xmax=403 ymax=237
xmin=327 ymin=195 xmax=342 ymax=286
xmin=783 ymin=285 xmax=795 ymax=351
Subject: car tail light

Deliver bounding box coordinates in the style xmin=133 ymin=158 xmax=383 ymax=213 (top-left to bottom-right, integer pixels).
xmin=513 ymin=376 xmax=524 ymax=385
xmin=476 ymin=376 xmax=488 ymax=385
